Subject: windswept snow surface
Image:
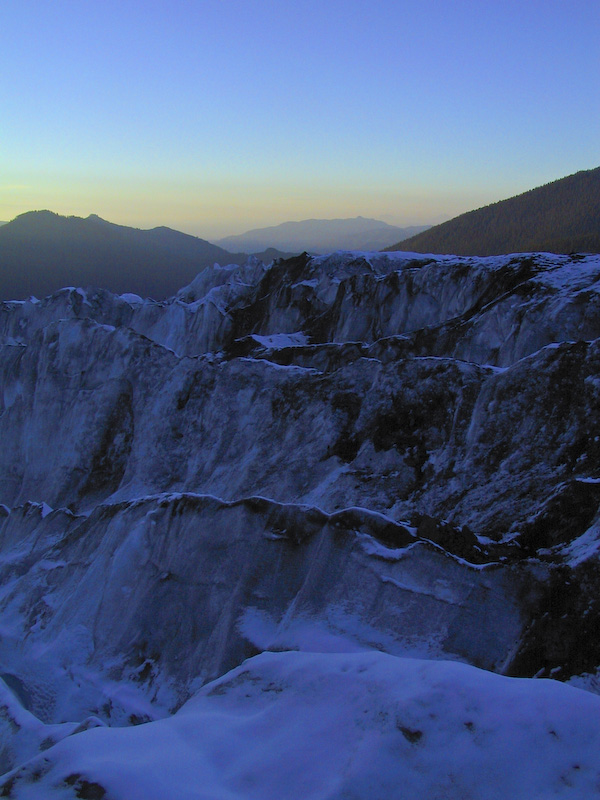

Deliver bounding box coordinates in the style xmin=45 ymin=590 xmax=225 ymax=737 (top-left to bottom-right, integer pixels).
xmin=3 ymin=651 xmax=600 ymax=800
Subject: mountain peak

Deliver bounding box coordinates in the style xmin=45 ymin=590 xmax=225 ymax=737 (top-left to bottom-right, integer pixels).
xmin=0 ymin=210 xmax=259 ymax=299
xmin=14 ymin=209 xmax=58 ymax=221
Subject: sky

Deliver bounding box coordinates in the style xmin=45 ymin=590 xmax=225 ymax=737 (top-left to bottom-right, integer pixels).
xmin=2 ymin=0 xmax=599 ymax=239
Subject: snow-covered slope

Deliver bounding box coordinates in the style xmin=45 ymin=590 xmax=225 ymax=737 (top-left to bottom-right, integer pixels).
xmin=4 ymin=651 xmax=600 ymax=800
xmin=1 ymin=249 xmax=600 ymax=796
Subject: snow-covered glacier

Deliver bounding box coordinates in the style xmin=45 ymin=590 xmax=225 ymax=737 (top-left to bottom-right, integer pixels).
xmin=1 ymin=250 xmax=600 ymax=797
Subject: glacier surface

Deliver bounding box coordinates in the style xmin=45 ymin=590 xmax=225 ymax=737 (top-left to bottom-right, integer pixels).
xmin=1 ymin=250 xmax=600 ymax=797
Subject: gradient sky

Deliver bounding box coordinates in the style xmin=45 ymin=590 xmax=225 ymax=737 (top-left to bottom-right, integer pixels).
xmin=2 ymin=0 xmax=599 ymax=238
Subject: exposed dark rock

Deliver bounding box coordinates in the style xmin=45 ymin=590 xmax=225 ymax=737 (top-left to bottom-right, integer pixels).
xmin=413 ymin=514 xmax=483 ymax=561
xmin=518 ymin=480 xmax=600 ymax=555
xmin=508 ymin=561 xmax=600 ymax=680
xmin=64 ymin=774 xmax=106 ymax=799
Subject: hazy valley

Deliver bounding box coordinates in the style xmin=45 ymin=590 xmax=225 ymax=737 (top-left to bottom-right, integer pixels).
xmin=216 ymin=216 xmax=430 ymax=254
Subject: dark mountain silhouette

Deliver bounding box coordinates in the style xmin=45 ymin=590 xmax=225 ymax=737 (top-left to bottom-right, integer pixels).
xmin=389 ymin=167 xmax=600 ymax=256
xmin=0 ymin=211 xmax=290 ymax=300
xmin=217 ymin=216 xmax=430 ymax=254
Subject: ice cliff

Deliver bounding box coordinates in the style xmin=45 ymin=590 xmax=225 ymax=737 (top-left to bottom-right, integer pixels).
xmin=1 ymin=250 xmax=600 ymax=798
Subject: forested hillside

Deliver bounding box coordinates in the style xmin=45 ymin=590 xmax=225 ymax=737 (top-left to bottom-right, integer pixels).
xmin=390 ymin=167 xmax=600 ymax=255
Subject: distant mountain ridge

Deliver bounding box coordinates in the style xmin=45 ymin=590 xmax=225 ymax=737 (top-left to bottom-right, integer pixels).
xmin=0 ymin=211 xmax=291 ymax=300
xmin=390 ymin=167 xmax=600 ymax=255
xmin=217 ymin=216 xmax=430 ymax=254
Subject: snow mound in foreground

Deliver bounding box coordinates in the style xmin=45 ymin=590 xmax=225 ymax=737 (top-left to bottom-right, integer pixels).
xmin=4 ymin=650 xmax=600 ymax=799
